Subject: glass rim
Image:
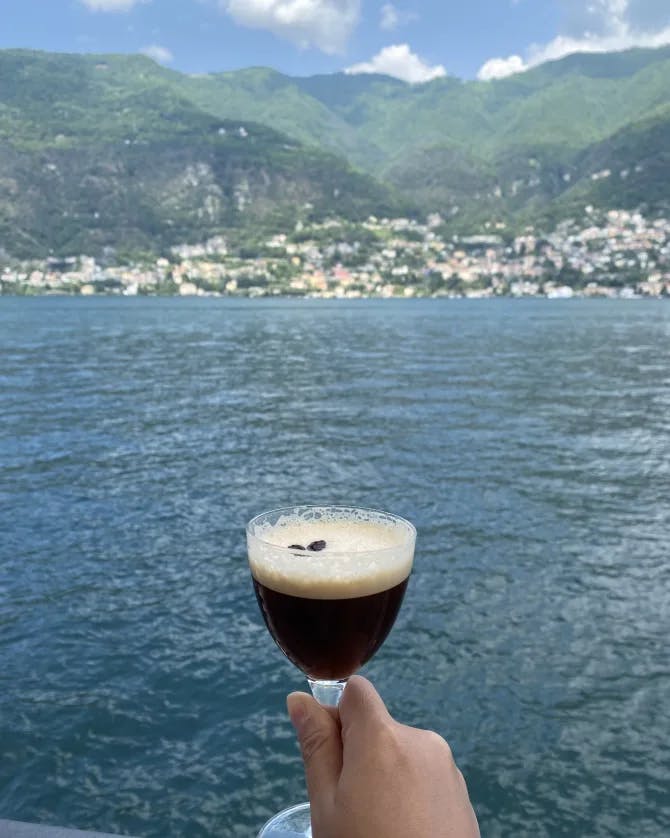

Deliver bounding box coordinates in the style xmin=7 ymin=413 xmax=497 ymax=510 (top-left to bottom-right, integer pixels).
xmin=246 ymin=504 xmax=416 ymax=556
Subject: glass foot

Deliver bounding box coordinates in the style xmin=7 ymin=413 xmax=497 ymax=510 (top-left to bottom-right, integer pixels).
xmin=257 ymin=802 xmax=312 ymax=837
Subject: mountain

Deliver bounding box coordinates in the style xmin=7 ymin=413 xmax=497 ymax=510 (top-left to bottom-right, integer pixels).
xmin=550 ymin=104 xmax=670 ymax=220
xmin=174 ymin=46 xmax=670 ymax=226
xmin=0 ymin=51 xmax=403 ymax=258
xmin=178 ymin=47 xmax=670 ymax=162
xmin=0 ymin=46 xmax=669 ymax=257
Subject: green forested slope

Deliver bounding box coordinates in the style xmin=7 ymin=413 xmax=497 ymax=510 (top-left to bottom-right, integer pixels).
xmin=0 ymin=45 xmax=669 ymax=256
xmin=0 ymin=51 xmax=403 ymax=257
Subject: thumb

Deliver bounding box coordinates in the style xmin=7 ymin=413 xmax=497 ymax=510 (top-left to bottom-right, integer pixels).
xmin=339 ymin=674 xmax=391 ymax=738
xmin=287 ymin=692 xmax=342 ymax=810
xmin=338 ymin=675 xmax=393 ymax=761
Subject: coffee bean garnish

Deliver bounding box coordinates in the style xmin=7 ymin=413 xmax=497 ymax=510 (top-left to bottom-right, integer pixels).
xmin=307 ymin=540 xmax=327 ymax=552
xmin=288 ymin=544 xmax=305 ymax=551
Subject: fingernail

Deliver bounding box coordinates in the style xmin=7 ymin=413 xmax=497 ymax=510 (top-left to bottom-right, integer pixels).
xmin=287 ymin=693 xmax=308 ymax=734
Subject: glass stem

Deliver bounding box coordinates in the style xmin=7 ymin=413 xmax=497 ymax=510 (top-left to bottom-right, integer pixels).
xmin=307 ymin=678 xmax=347 ymax=707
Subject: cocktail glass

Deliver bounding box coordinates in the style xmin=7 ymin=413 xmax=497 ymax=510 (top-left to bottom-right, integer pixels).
xmin=246 ymin=505 xmax=416 ymax=838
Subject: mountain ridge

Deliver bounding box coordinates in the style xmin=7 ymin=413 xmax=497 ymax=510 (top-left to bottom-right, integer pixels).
xmin=0 ymin=45 xmax=669 ymax=257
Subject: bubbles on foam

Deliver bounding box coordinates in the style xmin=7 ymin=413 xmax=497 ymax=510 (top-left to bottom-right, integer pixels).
xmin=264 ymin=519 xmax=404 ymax=553
xmin=247 ymin=508 xmax=415 ymax=600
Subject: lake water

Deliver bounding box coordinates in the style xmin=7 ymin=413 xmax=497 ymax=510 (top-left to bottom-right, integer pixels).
xmin=1 ymin=297 xmax=669 ymax=837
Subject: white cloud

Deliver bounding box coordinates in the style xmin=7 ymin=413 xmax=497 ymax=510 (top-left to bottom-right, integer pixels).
xmin=140 ymin=44 xmax=174 ymax=64
xmin=379 ymin=3 xmax=417 ymax=31
xmin=223 ymin=0 xmax=360 ymax=54
xmin=346 ymin=44 xmax=446 ymax=84
xmin=380 ymin=3 xmax=399 ymax=30
xmin=477 ymin=0 xmax=670 ymax=80
xmin=477 ymin=54 xmax=527 ymax=81
xmin=527 ymin=26 xmax=670 ymax=65
xmin=79 ymin=0 xmax=144 ymax=10
xmin=559 ymin=0 xmax=630 ymax=39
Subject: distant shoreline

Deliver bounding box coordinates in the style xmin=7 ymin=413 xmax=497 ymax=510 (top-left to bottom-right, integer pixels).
xmin=2 ymin=210 xmax=669 ymax=300
xmin=1 ymin=291 xmax=665 ymax=301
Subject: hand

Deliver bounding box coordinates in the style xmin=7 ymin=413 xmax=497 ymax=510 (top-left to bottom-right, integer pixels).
xmin=287 ymin=675 xmax=480 ymax=838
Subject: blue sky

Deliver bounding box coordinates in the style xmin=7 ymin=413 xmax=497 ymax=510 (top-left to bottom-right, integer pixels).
xmin=2 ymin=0 xmax=670 ymax=82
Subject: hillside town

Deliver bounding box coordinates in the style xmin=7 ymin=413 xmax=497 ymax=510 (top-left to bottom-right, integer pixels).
xmin=2 ymin=208 xmax=670 ymax=299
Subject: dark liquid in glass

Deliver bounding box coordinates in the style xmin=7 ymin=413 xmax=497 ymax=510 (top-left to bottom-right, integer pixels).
xmin=252 ymin=576 xmax=409 ymax=680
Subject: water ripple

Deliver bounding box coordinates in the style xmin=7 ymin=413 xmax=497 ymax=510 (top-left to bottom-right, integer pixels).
xmin=1 ymin=297 xmax=669 ymax=836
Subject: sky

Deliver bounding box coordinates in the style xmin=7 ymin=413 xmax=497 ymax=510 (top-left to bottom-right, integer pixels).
xmin=1 ymin=0 xmax=670 ymax=83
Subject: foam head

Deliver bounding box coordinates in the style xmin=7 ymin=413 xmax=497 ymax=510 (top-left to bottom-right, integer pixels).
xmin=247 ymin=506 xmax=416 ymax=599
